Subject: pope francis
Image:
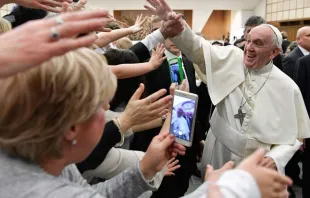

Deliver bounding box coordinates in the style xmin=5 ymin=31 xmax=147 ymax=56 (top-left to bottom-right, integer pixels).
xmin=145 ymin=0 xmax=310 ymax=177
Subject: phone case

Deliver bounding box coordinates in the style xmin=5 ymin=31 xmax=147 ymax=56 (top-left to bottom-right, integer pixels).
xmin=168 ymin=57 xmax=185 ymax=85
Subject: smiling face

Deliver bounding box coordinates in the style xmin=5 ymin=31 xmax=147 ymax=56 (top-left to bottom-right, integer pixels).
xmin=243 ymin=25 xmax=281 ymax=69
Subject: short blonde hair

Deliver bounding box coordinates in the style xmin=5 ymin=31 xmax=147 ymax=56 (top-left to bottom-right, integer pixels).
xmin=115 ymin=37 xmax=133 ymax=49
xmin=0 ymin=18 xmax=12 ymax=34
xmin=0 ymin=48 xmax=117 ymax=163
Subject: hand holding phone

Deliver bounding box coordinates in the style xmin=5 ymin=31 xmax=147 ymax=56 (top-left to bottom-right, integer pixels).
xmin=170 ymin=90 xmax=198 ymax=147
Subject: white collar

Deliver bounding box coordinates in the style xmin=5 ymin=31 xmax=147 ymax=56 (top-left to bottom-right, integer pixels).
xmin=164 ymin=50 xmax=182 ymax=60
xmin=298 ymin=45 xmax=309 ymax=56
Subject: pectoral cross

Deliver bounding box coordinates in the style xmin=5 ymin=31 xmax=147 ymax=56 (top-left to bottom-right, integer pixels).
xmin=234 ymin=108 xmax=246 ymax=125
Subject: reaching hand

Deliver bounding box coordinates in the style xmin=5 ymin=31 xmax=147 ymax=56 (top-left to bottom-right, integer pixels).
xmin=130 ymin=14 xmax=148 ymax=33
xmin=144 ymin=0 xmax=176 ymax=21
xmin=11 ymin=0 xmax=73 ymax=13
xmin=0 ymin=10 xmax=113 ymax=78
xmin=118 ymin=83 xmax=172 ymax=132
xmin=259 ymin=157 xmax=277 ymax=170
xmin=204 ymin=161 xmax=234 ymax=182
xmin=140 ymin=131 xmax=186 ymax=180
xmin=165 ymin=157 xmax=181 ymax=176
xmin=238 ymin=149 xmax=292 ymax=198
xmin=149 ymin=43 xmax=166 ymax=70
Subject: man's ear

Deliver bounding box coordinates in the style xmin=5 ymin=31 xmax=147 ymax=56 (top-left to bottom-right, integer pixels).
xmin=64 ymin=126 xmax=79 ymax=142
xmin=271 ymin=47 xmax=281 ymax=59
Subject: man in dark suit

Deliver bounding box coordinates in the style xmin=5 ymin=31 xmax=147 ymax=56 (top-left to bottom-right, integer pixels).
xmin=129 ymin=17 xmax=205 ymax=198
xmin=282 ymin=26 xmax=310 ymax=79
xmin=293 ymin=54 xmax=310 ymax=198
xmin=281 ymin=31 xmax=291 ymax=54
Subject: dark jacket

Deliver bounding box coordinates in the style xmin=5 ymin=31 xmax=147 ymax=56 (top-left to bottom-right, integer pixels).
xmin=282 ymin=39 xmax=291 ymax=54
xmin=283 ymin=46 xmax=304 ymax=79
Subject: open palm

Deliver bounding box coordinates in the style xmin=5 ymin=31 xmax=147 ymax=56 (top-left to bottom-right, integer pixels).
xmin=144 ymin=0 xmax=175 ymax=21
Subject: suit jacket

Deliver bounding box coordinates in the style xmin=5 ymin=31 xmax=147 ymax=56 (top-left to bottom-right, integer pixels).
xmin=294 ymin=54 xmax=310 ymax=115
xmin=283 ymin=46 xmax=304 ymax=79
xmin=282 ymin=40 xmax=291 ymax=54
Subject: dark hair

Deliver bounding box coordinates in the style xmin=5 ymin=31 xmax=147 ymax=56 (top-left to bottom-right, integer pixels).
xmin=244 ymin=16 xmax=266 ymax=27
xmin=212 ymin=41 xmax=223 ymax=46
xmin=3 ymin=6 xmax=47 ymax=28
xmin=287 ymin=41 xmax=298 ymax=53
xmin=104 ymin=49 xmax=144 ymax=110
xmin=234 ymin=37 xmax=245 ymax=46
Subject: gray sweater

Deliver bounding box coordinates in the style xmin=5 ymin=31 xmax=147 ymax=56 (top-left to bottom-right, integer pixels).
xmin=0 ymin=151 xmax=156 ymax=198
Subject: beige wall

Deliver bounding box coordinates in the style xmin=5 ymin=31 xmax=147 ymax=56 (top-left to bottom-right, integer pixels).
xmin=266 ymin=0 xmax=310 ymax=21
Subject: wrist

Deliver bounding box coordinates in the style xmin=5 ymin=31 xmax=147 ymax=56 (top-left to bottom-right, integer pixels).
xmin=118 ymin=112 xmax=132 ymax=133
xmin=139 ymin=160 xmax=157 ymax=180
xmin=159 ymin=26 xmax=168 ymax=39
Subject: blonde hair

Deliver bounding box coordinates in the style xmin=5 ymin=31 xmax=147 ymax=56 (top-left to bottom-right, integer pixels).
xmin=0 ymin=18 xmax=12 ymax=34
xmin=115 ymin=37 xmax=133 ymax=49
xmin=0 ymin=48 xmax=117 ymax=163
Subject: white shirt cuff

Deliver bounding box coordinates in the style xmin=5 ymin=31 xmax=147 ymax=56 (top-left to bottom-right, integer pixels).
xmin=141 ymin=29 xmax=165 ymax=52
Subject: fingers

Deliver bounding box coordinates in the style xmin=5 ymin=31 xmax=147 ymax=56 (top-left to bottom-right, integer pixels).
xmin=179 ymin=79 xmax=187 ymax=91
xmin=49 ymin=34 xmax=98 ymax=56
xmin=49 ymin=18 xmax=111 ymax=40
xmin=140 ymin=16 xmax=148 ymax=26
xmin=143 ymin=89 xmax=167 ymax=104
xmin=149 ymin=94 xmax=172 ymax=110
xmin=272 ymin=182 xmax=287 ymax=192
xmin=130 ymin=84 xmax=145 ymax=100
xmin=161 ymin=134 xmax=175 ymax=150
xmin=37 ymin=3 xmax=62 ymax=12
xmin=169 ymin=164 xmax=181 ymax=172
xmin=220 ymin=161 xmax=234 ymax=171
xmin=167 ymin=157 xmax=175 ymax=165
xmin=43 ymin=0 xmax=63 ymax=7
xmin=259 ymin=158 xmax=268 ymax=167
xmin=144 ymin=5 xmax=156 ymax=13
xmin=45 ymin=10 xmax=112 ymax=27
xmin=169 ymin=83 xmax=177 ymax=96
xmin=274 ymin=173 xmax=292 ymax=186
xmin=165 ymin=172 xmax=175 ymax=176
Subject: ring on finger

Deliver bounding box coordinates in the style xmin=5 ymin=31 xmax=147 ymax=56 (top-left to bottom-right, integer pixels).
xmin=50 ymin=27 xmax=61 ymax=40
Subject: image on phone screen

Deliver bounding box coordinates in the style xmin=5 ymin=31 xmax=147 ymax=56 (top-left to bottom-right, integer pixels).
xmin=170 ymin=95 xmax=196 ymax=142
xmin=170 ymin=63 xmax=182 ymax=85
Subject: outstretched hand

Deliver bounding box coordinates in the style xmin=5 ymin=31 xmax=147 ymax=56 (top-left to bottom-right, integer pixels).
xmin=149 ymin=43 xmax=166 ymax=70
xmin=0 ymin=10 xmax=113 ymax=78
xmin=144 ymin=0 xmax=180 ymax=21
xmin=130 ymin=14 xmax=148 ymax=33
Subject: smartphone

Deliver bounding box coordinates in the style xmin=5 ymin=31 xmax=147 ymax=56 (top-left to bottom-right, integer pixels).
xmin=170 ymin=90 xmax=198 ymax=147
xmin=168 ymin=57 xmax=185 ymax=85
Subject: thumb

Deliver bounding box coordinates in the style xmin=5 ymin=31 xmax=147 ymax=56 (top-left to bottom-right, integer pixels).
xmin=239 ymin=148 xmax=265 ymax=168
xmin=160 ymin=134 xmax=175 ymax=150
xmin=206 ymin=165 xmax=214 ymax=175
xmin=220 ymin=161 xmax=234 ymax=171
xmin=130 ymin=84 xmax=145 ymax=100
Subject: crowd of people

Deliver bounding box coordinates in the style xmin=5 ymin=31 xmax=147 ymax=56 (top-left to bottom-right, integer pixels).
xmin=0 ymin=0 xmax=309 ymax=197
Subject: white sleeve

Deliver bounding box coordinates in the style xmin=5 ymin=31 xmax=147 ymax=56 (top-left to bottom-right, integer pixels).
xmin=82 ymin=148 xmax=166 ymax=189
xmin=141 ymin=29 xmax=165 ymax=52
xmin=182 ymin=170 xmax=260 ymax=198
xmin=265 ymin=139 xmax=302 ymax=174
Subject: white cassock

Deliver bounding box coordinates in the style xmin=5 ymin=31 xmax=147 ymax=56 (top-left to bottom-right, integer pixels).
xmin=171 ymin=24 xmax=310 ymax=177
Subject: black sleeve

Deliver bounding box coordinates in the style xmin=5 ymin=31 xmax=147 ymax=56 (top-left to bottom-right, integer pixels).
xmin=294 ymin=58 xmax=308 ymax=111
xmin=282 ymin=56 xmax=295 ymax=79
xmin=76 ymin=121 xmax=121 ymax=173
xmin=129 ymin=42 xmax=151 ymax=63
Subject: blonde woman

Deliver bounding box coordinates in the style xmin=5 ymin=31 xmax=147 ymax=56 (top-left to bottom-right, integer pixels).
xmin=0 ymin=47 xmax=186 ymax=198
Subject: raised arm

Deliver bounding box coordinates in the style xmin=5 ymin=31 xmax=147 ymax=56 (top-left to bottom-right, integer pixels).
xmin=95 ymin=14 xmax=147 ymax=48
xmin=111 ymin=44 xmax=166 ymax=79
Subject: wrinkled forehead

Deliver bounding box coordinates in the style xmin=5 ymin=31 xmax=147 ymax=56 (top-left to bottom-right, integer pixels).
xmin=248 ymin=26 xmax=273 ymax=42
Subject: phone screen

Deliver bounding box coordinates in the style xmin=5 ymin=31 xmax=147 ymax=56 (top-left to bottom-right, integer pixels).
xmin=169 ymin=62 xmax=182 ymax=85
xmin=170 ymin=95 xmax=196 ymax=142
